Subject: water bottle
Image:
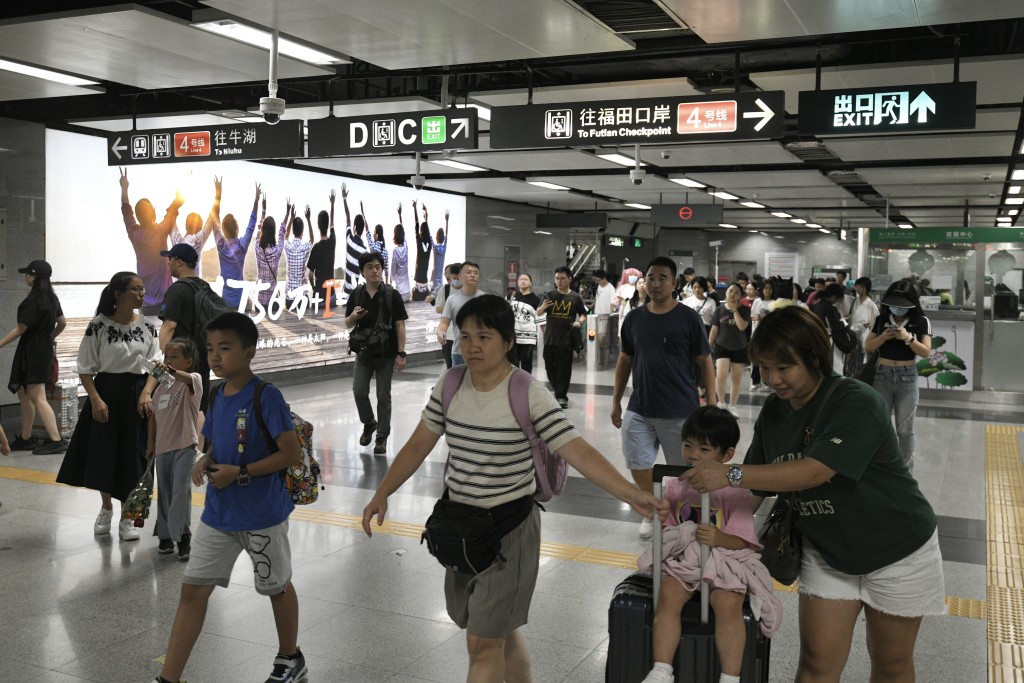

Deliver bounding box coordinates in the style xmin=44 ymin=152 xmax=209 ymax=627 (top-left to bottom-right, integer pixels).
xmin=139 ymin=357 xmax=176 ymax=389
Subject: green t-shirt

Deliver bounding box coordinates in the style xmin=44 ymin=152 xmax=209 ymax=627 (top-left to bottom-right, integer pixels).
xmin=746 ymin=373 xmax=936 ymax=575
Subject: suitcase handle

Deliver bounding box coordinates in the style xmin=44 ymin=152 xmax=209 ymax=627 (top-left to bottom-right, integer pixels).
xmin=653 ymin=464 xmax=711 ymax=624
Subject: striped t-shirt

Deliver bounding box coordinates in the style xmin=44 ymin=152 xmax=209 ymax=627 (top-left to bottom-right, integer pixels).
xmin=422 ymin=368 xmax=581 ymax=508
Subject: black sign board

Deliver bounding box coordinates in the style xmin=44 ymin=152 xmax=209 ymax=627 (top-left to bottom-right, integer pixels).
xmin=107 ymin=121 xmax=303 ymax=166
xmin=798 ymin=82 xmax=976 ymax=135
xmin=651 ymin=203 xmax=724 ymax=226
xmin=307 ymin=109 xmax=478 ymax=157
xmin=490 ymin=92 xmax=785 ymax=149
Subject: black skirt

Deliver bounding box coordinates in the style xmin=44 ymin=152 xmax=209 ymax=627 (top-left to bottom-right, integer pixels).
xmin=56 ymin=373 xmax=147 ymax=502
xmin=8 ymin=332 xmax=54 ymax=394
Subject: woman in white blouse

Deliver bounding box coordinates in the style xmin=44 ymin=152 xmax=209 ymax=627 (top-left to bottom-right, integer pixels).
xmin=57 ymin=271 xmax=161 ymax=542
xmin=683 ymin=276 xmax=716 ymax=334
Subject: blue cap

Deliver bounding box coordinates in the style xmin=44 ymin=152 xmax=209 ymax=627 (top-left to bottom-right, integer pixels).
xmin=160 ymin=243 xmax=198 ymax=264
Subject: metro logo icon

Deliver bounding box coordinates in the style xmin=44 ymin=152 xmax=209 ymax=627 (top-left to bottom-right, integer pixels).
xmin=545 ymin=110 xmax=573 ymax=139
xmin=677 ymin=101 xmax=737 ymax=134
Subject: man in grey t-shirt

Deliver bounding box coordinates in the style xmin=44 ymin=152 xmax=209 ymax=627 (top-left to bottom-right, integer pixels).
xmin=437 ymin=261 xmax=484 ymax=365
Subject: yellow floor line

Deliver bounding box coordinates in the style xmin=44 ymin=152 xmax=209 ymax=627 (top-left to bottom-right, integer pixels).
xmin=0 ymin=463 xmax=988 ymax=620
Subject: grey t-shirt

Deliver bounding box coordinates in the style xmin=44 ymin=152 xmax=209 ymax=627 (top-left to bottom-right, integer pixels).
xmin=442 ymin=289 xmax=486 ymax=356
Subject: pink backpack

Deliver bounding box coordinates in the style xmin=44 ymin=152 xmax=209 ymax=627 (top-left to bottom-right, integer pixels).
xmin=441 ymin=365 xmax=567 ymax=502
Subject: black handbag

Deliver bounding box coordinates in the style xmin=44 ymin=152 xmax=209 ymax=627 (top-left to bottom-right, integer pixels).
xmin=856 ymin=350 xmax=880 ymax=384
xmin=421 ymin=492 xmax=533 ymax=575
xmin=757 ymin=378 xmax=845 ymax=585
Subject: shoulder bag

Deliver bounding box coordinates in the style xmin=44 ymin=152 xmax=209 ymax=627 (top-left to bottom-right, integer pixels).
xmin=758 ymin=378 xmax=845 ymax=585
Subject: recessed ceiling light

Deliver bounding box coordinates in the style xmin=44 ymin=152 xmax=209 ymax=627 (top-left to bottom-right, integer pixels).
xmin=1010 ymin=209 xmax=1020 ymax=216
xmin=625 ymin=202 xmax=651 ymax=210
xmin=1009 ymin=186 xmax=1022 ymax=194
xmin=455 ymin=103 xmax=491 ymax=121
xmin=749 ymin=229 xmax=759 ymax=233
xmin=997 ymin=217 xmax=1012 ymax=222
xmin=709 ymin=191 xmax=738 ymax=200
xmin=428 ymin=159 xmax=486 ymax=172
xmin=596 ymin=152 xmax=645 ymax=167
xmin=1020 ymin=141 xmax=1024 ymax=154
xmin=487 ymin=215 xmax=515 ymax=221
xmin=0 ymin=58 xmax=98 ymax=87
xmin=819 ymin=228 xmax=831 ymax=234
xmin=719 ymin=223 xmax=738 ymax=228
xmin=527 ymin=180 xmax=570 ymax=190
xmin=790 ymin=218 xmax=807 ymax=224
xmin=898 ymin=224 xmax=913 ymax=229
xmin=740 ymin=201 xmax=764 ymax=209
xmin=806 ymin=223 xmax=822 ymax=228
xmin=771 ymin=211 xmax=792 ymax=218
xmin=193 ymin=20 xmax=349 ymax=65
xmin=1006 ymin=198 xmax=1024 ymax=205
xmin=534 ymin=230 xmax=552 ymax=235
xmin=774 ymin=235 xmax=785 ymax=239
xmin=1013 ymin=169 xmax=1024 ymax=181
xmin=669 ymin=178 xmax=705 ymax=188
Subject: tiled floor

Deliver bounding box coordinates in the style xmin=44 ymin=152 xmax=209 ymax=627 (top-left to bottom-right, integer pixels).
xmin=0 ymin=358 xmax=1006 ymax=682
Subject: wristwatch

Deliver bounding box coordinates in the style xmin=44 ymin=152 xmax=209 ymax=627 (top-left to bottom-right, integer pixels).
xmin=237 ymin=464 xmax=251 ymax=487
xmin=726 ymin=465 xmax=744 ymax=488
xmin=397 ymin=351 xmax=407 ymax=358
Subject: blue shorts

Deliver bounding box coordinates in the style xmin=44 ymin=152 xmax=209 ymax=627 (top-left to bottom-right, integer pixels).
xmin=621 ymin=410 xmax=685 ymax=470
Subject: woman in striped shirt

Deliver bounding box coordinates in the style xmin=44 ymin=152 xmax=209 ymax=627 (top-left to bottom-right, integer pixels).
xmin=255 ymin=199 xmax=290 ymax=309
xmin=362 ymin=294 xmax=663 ymax=683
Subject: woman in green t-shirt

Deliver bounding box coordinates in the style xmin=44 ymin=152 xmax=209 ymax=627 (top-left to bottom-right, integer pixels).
xmin=685 ymin=305 xmax=944 ymax=683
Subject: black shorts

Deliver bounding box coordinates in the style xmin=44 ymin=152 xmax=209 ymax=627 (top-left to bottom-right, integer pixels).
xmin=713 ymin=345 xmax=748 ymax=364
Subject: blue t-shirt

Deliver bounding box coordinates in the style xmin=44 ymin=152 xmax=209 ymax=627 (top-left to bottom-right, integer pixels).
xmin=621 ymin=303 xmax=711 ymax=419
xmin=201 ymin=377 xmax=295 ymax=531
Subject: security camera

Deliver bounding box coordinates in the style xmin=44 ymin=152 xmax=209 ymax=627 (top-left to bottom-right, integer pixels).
xmin=983 ymin=174 xmax=992 ymax=181
xmin=630 ymin=168 xmax=646 ymax=185
xmin=259 ymin=96 xmax=286 ymax=125
xmin=442 ymin=149 xmax=457 ymax=159
xmin=660 ymin=150 xmax=671 ymax=160
xmin=409 ymin=174 xmax=426 ymax=190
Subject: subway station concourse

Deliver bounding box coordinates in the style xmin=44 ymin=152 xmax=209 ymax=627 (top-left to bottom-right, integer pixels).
xmin=1 ymin=2 xmax=1023 ymax=682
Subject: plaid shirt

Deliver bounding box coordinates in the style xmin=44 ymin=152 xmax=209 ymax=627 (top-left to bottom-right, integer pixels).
xmin=368 ymin=239 xmax=389 ymax=277
xmin=256 ymin=218 xmax=288 ymax=306
xmin=284 ymin=238 xmax=313 ymax=298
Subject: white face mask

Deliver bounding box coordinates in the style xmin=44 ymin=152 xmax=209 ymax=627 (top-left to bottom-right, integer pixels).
xmin=451 ymin=278 xmax=463 ymax=289
xmin=627 ymin=275 xmax=638 ymax=284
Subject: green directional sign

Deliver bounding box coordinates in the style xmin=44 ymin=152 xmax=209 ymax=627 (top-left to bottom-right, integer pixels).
xmin=870 ymin=227 xmax=1024 ymax=244
xmin=421 ymin=116 xmax=447 ymax=145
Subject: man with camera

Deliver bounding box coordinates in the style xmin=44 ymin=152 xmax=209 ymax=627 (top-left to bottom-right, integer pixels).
xmin=345 ymin=251 xmax=408 ymax=455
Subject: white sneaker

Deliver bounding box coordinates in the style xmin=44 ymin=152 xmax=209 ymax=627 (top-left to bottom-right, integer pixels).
xmin=94 ymin=508 xmax=113 ymax=535
xmin=728 ymin=405 xmax=740 ymax=417
xmin=638 ymin=517 xmax=654 ymax=540
xmin=118 ymin=520 xmax=141 ymax=541
xmin=716 ymin=402 xmax=727 ymax=410
xmin=749 ymin=382 xmax=759 ymax=392
xmin=641 ymin=666 xmax=674 ymax=682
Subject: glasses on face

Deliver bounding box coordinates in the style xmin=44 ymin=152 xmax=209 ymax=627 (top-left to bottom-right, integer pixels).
xmin=128 ymin=286 xmax=146 ymax=293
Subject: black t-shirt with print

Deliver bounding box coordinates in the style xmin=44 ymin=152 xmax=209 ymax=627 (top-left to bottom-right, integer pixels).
xmin=870 ymin=314 xmax=931 ymax=361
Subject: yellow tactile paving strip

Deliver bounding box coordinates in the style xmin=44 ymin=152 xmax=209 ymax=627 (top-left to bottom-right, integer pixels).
xmin=986 ymin=425 xmax=1024 ymax=682
xmin=0 ymin=463 xmax=987 ymax=621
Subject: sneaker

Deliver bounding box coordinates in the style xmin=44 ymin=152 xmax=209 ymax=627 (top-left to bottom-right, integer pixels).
xmin=9 ymin=435 xmax=35 ymax=451
xmin=641 ymin=666 xmax=674 ymax=683
xmin=359 ymin=420 xmax=377 ymax=447
xmin=32 ymin=438 xmax=68 ymax=455
xmin=728 ymin=405 xmax=740 ymax=417
xmin=178 ymin=528 xmax=191 ymax=561
xmin=265 ymin=648 xmax=307 ymax=683
xmin=557 ymin=397 xmax=569 ymax=409
xmin=749 ymin=382 xmax=760 ymax=392
xmin=638 ymin=517 xmax=654 ymax=540
xmin=118 ymin=520 xmax=141 ymax=541
xmin=94 ymin=508 xmax=113 ymax=535
xmin=717 ymin=402 xmax=727 ymax=410
xmin=373 ymin=436 xmax=387 ymax=455
xmin=158 ymin=538 xmax=174 ymax=554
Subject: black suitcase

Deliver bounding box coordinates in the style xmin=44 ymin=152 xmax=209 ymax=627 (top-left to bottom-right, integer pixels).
xmin=606 ymin=465 xmax=771 ymax=683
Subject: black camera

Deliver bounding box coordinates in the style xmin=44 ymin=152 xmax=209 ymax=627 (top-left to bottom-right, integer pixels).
xmin=349 ymin=328 xmax=389 ymax=356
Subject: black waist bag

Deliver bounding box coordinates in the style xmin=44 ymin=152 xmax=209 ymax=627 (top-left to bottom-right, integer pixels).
xmin=422 ymin=493 xmax=534 ymax=575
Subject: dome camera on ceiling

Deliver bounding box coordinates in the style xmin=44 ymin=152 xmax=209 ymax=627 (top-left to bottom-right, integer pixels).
xmin=259 ymin=96 xmax=285 ymax=125
xmin=630 ymin=168 xmax=646 ymax=185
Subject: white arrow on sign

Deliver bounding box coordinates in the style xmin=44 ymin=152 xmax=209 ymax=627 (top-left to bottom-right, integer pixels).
xmin=451 ymin=117 xmax=469 ymax=139
xmin=909 ymin=91 xmax=936 ymax=123
xmin=111 ymin=137 xmax=128 ymax=160
xmin=742 ymin=98 xmax=775 ymax=132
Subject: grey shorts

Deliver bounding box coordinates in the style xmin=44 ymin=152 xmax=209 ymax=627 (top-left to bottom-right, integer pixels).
xmin=800 ymin=529 xmax=946 ymax=618
xmin=183 ymin=519 xmax=293 ymax=596
xmin=621 ymin=410 xmax=685 ymax=470
xmin=445 ymin=504 xmax=540 ymax=639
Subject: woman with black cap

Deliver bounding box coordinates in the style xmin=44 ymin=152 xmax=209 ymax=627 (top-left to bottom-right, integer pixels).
xmin=0 ymin=260 xmax=67 ymax=454
xmin=864 ymin=280 xmax=932 ymax=471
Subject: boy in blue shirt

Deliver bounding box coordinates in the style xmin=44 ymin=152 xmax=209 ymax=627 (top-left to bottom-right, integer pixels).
xmin=154 ymin=312 xmax=306 ymax=683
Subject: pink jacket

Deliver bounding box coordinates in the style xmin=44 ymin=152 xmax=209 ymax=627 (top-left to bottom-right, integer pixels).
xmin=637 ymin=521 xmax=783 ymax=637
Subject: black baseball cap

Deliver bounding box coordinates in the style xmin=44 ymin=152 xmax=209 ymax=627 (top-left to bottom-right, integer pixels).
xmin=160 ymin=243 xmax=199 ymax=264
xmin=881 ymin=293 xmax=915 ymax=309
xmin=18 ymin=260 xmax=52 ymax=278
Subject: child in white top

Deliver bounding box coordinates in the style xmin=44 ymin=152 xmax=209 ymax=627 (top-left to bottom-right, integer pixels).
xmin=146 ymin=337 xmax=202 ymax=560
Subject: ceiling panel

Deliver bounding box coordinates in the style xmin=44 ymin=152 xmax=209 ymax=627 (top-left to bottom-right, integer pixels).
xmin=0 ymin=6 xmax=330 ymax=90
xmin=203 ymin=0 xmax=633 ymax=70
xmin=859 ymin=165 xmax=1008 ymax=186
xmin=473 ymin=78 xmax=701 ymax=107
xmin=296 ymin=157 xmax=423 ymax=176
xmin=827 ymin=131 xmax=1015 ymax=162
xmin=0 ymin=71 xmax=101 ymax=103
xmin=638 ymin=142 xmax=800 ymax=167
xmin=455 ymin=150 xmax=616 ymax=173
xmin=767 ymin=197 xmax=869 ymax=209
xmin=690 ymin=170 xmax=833 ymax=189
xmin=661 ymin=0 xmax=1024 ymax=43
xmin=751 ymin=56 xmax=1024 ymax=113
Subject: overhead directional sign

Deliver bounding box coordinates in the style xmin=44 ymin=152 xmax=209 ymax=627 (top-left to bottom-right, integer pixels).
xmin=799 ymin=82 xmax=976 ymax=135
xmin=106 ymin=121 xmax=303 ymax=166
xmin=307 ymin=108 xmax=478 ymax=157
xmin=651 ymin=203 xmax=724 ymax=226
xmin=871 ymin=226 xmax=1023 ymax=244
xmin=489 ymin=92 xmax=785 ymax=149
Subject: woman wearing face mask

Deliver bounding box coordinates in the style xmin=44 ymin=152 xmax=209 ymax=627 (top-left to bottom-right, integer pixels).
xmin=863 ymin=280 xmax=931 ymax=471
xmin=615 ymin=268 xmax=643 ymax=339
xmin=683 ymin=276 xmax=715 ymax=336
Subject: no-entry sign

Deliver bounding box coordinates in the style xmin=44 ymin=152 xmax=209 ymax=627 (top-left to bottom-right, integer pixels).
xmin=651 ymin=203 xmax=724 ymax=226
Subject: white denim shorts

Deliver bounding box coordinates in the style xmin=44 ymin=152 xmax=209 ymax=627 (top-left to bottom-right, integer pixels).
xmin=799 ymin=529 xmax=946 ymax=618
